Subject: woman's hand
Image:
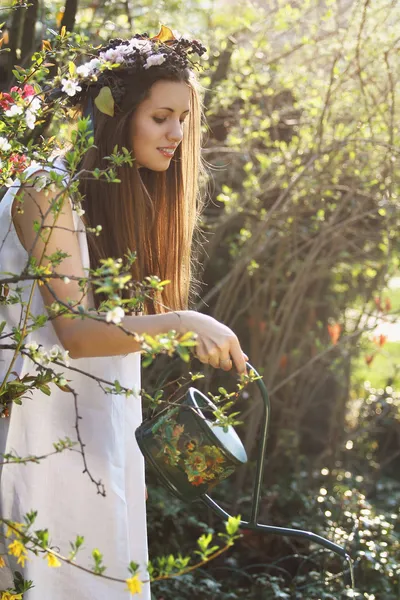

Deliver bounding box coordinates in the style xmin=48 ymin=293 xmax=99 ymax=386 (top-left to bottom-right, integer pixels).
xmin=176 ymin=311 xmax=248 ymax=374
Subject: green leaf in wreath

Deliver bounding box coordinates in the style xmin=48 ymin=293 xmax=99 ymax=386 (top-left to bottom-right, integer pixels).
xmin=94 ymin=86 xmax=115 ymax=117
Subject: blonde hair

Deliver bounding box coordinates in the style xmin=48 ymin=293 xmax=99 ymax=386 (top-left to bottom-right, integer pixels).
xmin=77 ymin=69 xmax=205 ymax=314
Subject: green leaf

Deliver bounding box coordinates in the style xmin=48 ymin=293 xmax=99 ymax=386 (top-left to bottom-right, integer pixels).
xmin=94 ymin=87 xmax=115 ymax=117
xmin=226 ymin=515 xmax=241 ymax=536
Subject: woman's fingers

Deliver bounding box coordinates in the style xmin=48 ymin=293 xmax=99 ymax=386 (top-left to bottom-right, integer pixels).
xmin=218 ymin=344 xmax=232 ymax=371
xmin=195 ymin=335 xmax=248 ymax=374
xmin=229 ymin=337 xmax=247 ymax=375
xmin=195 ymin=338 xmax=210 ymax=364
xmin=202 ymin=338 xmax=220 ymax=369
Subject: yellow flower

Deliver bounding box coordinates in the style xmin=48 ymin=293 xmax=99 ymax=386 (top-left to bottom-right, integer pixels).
xmin=0 ymin=557 xmax=5 ymax=568
xmin=125 ymin=575 xmax=142 ymax=595
xmin=46 ymin=553 xmax=61 ymax=568
xmin=5 ymin=523 xmax=24 ymax=539
xmin=1 ymin=593 xmax=23 ymax=599
xmin=16 ymin=553 xmax=28 ymax=567
xmin=8 ymin=540 xmax=24 ymax=558
xmin=8 ymin=540 xmax=28 ymax=567
xmin=38 ymin=264 xmax=52 ymax=286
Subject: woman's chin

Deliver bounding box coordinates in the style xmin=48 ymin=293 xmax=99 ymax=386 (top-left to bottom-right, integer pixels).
xmin=147 ymin=163 xmax=171 ymax=172
xmin=137 ymin=158 xmax=172 ymax=172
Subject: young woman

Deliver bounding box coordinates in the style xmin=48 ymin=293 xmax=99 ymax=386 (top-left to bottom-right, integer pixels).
xmin=0 ymin=27 xmax=247 ymax=598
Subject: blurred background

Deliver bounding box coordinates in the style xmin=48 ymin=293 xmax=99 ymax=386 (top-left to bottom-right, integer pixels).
xmin=1 ymin=0 xmax=399 ymax=597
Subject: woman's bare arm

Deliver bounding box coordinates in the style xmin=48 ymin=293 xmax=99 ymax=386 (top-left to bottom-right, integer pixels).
xmin=12 ymin=174 xmax=181 ymax=357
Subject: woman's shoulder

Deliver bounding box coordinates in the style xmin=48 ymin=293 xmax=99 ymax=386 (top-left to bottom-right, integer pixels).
xmin=20 ymin=154 xmax=69 ymax=187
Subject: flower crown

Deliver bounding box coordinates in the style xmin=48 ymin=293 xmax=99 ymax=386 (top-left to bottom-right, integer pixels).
xmin=56 ymin=25 xmax=207 ymax=117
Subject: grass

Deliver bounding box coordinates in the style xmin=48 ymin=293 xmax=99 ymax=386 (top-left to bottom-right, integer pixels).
xmin=351 ymin=277 xmax=400 ymax=392
xmin=352 ymin=341 xmax=400 ymax=391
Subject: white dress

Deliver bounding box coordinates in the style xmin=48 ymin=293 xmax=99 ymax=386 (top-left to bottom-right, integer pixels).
xmin=0 ymin=158 xmax=150 ymax=599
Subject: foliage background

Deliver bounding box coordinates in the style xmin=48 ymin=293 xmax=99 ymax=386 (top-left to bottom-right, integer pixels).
xmin=1 ymin=0 xmax=399 ymax=598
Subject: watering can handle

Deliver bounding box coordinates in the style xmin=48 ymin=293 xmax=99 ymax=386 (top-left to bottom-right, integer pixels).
xmin=201 ymin=362 xmax=348 ymax=558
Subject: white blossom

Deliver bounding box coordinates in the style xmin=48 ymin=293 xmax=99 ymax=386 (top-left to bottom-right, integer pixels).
xmin=76 ymin=63 xmax=91 ymax=78
xmin=86 ymin=58 xmax=102 ymax=75
xmin=61 ymin=350 xmax=70 ymax=367
xmin=75 ymin=206 xmax=85 ymax=217
xmin=25 ymin=341 xmax=39 ymax=353
xmin=26 ymin=96 xmax=41 ymax=113
xmin=100 ymin=48 xmax=125 ymax=64
xmin=61 ymin=78 xmax=82 ymax=97
xmin=144 ymin=53 xmax=166 ymax=69
xmin=33 ymin=175 xmax=49 ymax=192
xmin=63 ymin=277 xmax=71 ymax=284
xmin=106 ymin=306 xmax=125 ymax=324
xmin=49 ymin=345 xmax=62 ymax=359
xmin=4 ymin=178 xmax=14 ymax=188
xmin=5 ymin=104 xmax=23 ymax=117
xmin=0 ymin=136 xmax=11 ymax=152
xmin=118 ymin=43 xmax=133 ymax=56
xmin=25 ymin=109 xmax=36 ymax=130
xmin=131 ymin=384 xmax=140 ymax=398
xmin=36 ymin=348 xmax=51 ymax=367
xmin=57 ymin=377 xmax=67 ymax=387
xmin=131 ymin=39 xmax=152 ymax=53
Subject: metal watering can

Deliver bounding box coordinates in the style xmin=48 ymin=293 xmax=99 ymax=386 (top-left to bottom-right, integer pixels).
xmin=135 ymin=362 xmax=350 ymax=562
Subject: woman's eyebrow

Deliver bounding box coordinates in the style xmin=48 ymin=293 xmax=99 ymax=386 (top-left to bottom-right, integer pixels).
xmin=157 ymin=107 xmax=190 ymax=113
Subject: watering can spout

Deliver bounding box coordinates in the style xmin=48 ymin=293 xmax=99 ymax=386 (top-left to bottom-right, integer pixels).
xmin=201 ymin=493 xmax=347 ymax=558
xmin=201 ymin=362 xmax=348 ymax=560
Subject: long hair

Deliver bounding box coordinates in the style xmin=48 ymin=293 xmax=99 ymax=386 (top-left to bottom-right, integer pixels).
xmin=77 ymin=67 xmax=205 ymax=314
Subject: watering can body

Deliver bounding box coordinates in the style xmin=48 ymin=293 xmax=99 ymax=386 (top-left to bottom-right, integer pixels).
xmin=135 ymin=387 xmax=247 ymax=501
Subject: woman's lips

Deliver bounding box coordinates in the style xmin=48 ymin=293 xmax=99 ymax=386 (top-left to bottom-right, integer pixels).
xmin=157 ymin=148 xmax=175 ymax=158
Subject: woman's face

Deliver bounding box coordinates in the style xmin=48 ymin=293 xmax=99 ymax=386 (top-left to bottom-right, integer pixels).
xmin=130 ymin=80 xmax=191 ymax=171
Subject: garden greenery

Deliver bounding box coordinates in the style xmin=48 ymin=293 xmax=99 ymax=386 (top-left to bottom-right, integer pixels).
xmin=0 ymin=0 xmax=399 ymax=598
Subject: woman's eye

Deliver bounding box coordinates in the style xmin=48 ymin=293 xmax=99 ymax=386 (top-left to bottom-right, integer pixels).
xmin=153 ymin=117 xmax=186 ymax=125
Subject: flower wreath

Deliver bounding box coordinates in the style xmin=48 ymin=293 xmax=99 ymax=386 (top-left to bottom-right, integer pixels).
xmin=55 ymin=25 xmax=207 ymax=117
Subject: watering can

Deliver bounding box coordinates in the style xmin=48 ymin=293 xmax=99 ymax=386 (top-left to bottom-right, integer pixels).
xmin=135 ymin=362 xmax=350 ymax=561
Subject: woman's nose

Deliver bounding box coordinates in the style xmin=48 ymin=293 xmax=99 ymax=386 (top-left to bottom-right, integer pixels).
xmin=167 ymin=120 xmax=184 ymax=143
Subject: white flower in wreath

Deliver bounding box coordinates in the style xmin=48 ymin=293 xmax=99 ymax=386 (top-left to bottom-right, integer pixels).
xmin=118 ymin=43 xmax=133 ymax=56
xmin=100 ymin=48 xmax=126 ymax=64
xmin=129 ymin=39 xmax=152 ymax=53
xmin=76 ymin=63 xmax=91 ymax=78
xmin=144 ymin=53 xmax=166 ymax=70
xmin=61 ymin=78 xmax=82 ymax=97
xmin=85 ymin=58 xmax=102 ymax=76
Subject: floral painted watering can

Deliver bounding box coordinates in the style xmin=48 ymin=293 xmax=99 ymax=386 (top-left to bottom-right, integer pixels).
xmin=135 ymin=362 xmax=351 ymax=563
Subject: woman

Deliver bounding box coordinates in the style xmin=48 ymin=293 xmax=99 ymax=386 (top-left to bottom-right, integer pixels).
xmin=0 ymin=27 xmax=247 ymax=598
